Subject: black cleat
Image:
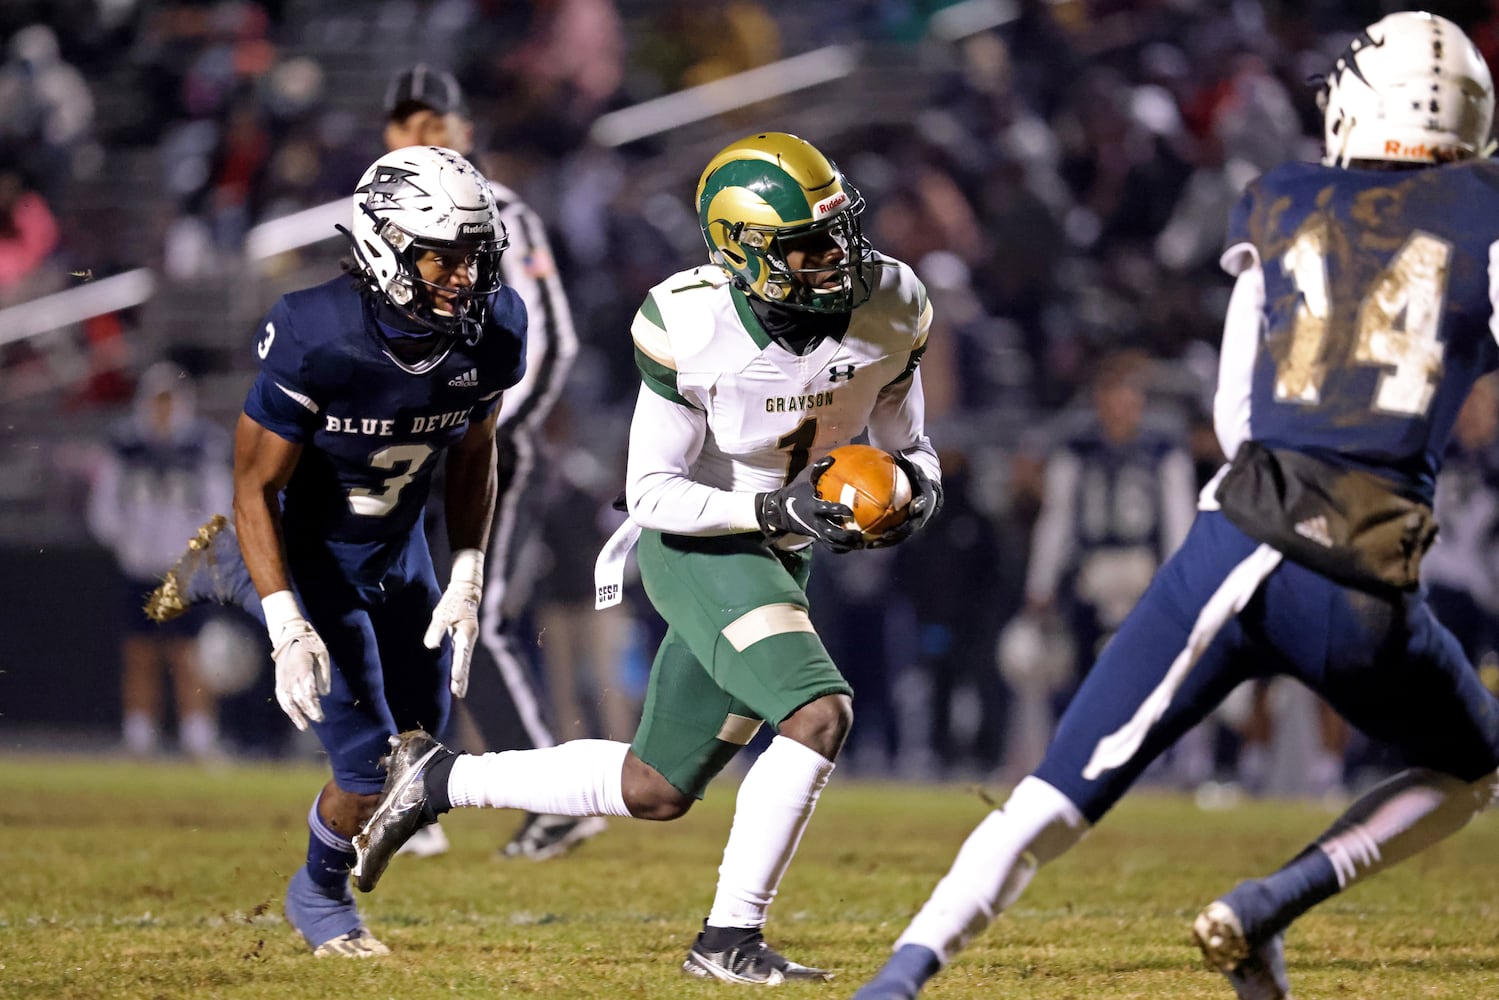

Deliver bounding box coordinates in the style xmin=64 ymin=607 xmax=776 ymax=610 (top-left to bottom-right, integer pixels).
xmin=683 ymin=929 xmax=833 ymax=985
xmin=500 ymin=812 xmax=608 ymax=861
xmin=351 ymin=730 xmax=451 ymax=892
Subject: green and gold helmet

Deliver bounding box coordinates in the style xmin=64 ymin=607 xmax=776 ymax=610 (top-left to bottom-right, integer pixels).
xmin=696 ymin=132 xmax=872 ymax=314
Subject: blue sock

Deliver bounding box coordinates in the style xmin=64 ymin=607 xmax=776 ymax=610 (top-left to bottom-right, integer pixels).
xmin=284 ymin=799 xmax=363 ymax=950
xmin=852 ymin=944 xmax=941 ymax=1000
xmin=1229 ymin=845 xmax=1339 ymax=940
xmin=285 ymin=868 xmax=361 ymax=950
xmin=305 ymin=798 xmax=356 ymax=891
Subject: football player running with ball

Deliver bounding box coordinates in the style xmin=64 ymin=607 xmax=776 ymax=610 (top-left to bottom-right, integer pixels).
xmin=854 ymin=12 xmax=1499 ymax=1000
xmin=353 ymin=131 xmax=942 ymax=983
xmin=235 ymin=145 xmax=524 ymax=956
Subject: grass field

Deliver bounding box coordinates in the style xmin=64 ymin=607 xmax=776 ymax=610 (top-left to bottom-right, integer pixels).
xmin=5 ymin=757 xmax=1499 ymax=999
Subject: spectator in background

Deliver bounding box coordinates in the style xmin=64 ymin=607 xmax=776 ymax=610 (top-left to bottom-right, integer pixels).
xmin=0 ymin=24 xmax=96 ymax=202
xmin=1425 ymin=373 xmax=1499 ymax=673
xmin=197 ymin=95 xmax=271 ymax=251
xmin=1020 ymin=350 xmax=1196 ymax=719
xmin=0 ymin=168 xmax=60 ymax=304
xmin=894 ymin=451 xmax=1009 ymax=778
xmin=86 ymin=362 xmax=232 ymax=759
xmin=462 ymin=0 xmax=626 ymax=157
xmin=530 ymin=425 xmax=638 ymax=743
xmin=633 ymin=0 xmax=777 ymax=97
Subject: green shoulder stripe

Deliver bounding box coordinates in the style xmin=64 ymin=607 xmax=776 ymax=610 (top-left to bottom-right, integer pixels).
xmin=635 ymin=346 xmax=693 ymax=407
xmin=631 ymin=292 xmax=676 ymax=372
xmin=639 ymin=291 xmax=665 ymax=331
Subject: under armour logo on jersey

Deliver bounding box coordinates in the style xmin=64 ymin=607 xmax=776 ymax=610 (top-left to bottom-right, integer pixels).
xmin=828 ymin=364 xmax=856 ymax=383
xmin=448 ymin=367 xmax=479 ymax=387
xmin=357 ymin=166 xmax=428 ymax=207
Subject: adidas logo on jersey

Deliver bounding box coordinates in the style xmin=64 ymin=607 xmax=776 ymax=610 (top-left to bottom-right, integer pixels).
xmin=448 ymin=368 xmax=478 ymax=387
xmin=1294 ymin=515 xmax=1333 ymax=548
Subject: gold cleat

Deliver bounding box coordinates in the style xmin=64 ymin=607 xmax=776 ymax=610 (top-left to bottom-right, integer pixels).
xmin=144 ymin=514 xmax=231 ymax=623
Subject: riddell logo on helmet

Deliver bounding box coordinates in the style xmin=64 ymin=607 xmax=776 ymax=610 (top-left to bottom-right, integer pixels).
xmin=812 ymin=192 xmax=848 ymax=218
xmin=459 ymin=223 xmax=494 ymax=236
xmin=1385 ymin=140 xmax=1433 ymax=159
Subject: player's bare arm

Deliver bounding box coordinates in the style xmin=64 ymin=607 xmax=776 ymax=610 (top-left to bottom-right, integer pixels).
xmin=231 ymin=411 xmax=302 ymax=598
xmin=442 ymin=405 xmax=500 ymax=555
xmin=230 ymin=411 xmax=332 ymax=734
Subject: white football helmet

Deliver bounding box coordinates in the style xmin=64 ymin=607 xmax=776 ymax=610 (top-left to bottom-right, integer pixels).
xmin=344 ymin=145 xmax=507 ymax=371
xmin=1321 ymin=11 xmax=1495 ymax=168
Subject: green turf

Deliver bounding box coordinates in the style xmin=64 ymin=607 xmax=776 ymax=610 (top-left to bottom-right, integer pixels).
xmin=4 ymin=756 xmax=1499 ymax=998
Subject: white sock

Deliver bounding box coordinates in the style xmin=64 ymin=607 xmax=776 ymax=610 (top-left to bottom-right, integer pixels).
xmin=123 ymin=713 xmax=158 ymax=755
xmin=447 ymin=739 xmax=633 ymax=817
xmin=1238 ymin=742 xmax=1270 ymax=793
xmin=897 ymin=777 xmax=1088 ymax=963
xmin=705 ymin=735 xmax=835 ymax=930
xmin=179 ymin=713 xmax=218 ymax=757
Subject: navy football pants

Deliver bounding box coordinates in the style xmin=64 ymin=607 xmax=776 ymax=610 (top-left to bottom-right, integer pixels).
xmin=1036 ymin=511 xmax=1499 ymax=823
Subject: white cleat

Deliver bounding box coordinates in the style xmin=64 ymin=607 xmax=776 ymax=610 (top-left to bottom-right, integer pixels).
xmin=312 ymin=928 xmax=390 ymax=958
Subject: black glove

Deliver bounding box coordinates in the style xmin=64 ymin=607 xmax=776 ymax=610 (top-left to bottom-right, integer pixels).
xmin=756 ymin=461 xmax=864 ymax=553
xmin=866 ymin=454 xmax=944 ymax=549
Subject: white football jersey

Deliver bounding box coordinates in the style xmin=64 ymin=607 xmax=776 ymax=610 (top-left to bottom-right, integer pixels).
xmin=625 ymin=251 xmax=937 ymax=536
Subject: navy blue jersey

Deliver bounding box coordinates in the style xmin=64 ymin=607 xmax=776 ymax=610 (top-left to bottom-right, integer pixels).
xmin=1060 ymin=426 xmax=1184 ymax=552
xmin=90 ymin=416 xmax=232 ymax=580
xmin=244 ymin=275 xmax=526 ymax=552
xmin=1224 ymin=160 xmax=1499 ymax=500
xmin=1026 ymin=415 xmax=1195 ymax=621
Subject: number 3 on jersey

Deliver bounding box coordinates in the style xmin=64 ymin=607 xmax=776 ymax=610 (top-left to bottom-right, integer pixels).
xmin=347 ymin=443 xmax=433 ymax=516
xmin=1276 ymin=227 xmax=1451 ymax=417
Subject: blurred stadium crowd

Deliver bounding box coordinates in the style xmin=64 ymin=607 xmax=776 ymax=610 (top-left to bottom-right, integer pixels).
xmin=4 ymin=0 xmax=1499 ymax=797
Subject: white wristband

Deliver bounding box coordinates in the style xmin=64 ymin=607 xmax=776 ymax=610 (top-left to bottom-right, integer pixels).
xmin=731 ymin=492 xmax=765 ymax=533
xmin=450 ymin=548 xmax=485 ymax=587
xmin=262 ymin=590 xmax=303 ymax=642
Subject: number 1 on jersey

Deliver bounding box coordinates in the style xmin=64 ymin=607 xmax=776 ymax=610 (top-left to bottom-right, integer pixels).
xmin=1276 ymin=226 xmax=1451 ymax=417
xmin=777 ymin=418 xmax=818 ymax=484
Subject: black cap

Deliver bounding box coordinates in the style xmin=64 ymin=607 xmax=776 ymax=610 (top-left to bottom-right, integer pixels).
xmin=384 ymin=64 xmax=466 ymax=119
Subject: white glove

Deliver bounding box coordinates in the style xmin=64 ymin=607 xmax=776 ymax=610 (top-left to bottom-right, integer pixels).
xmin=263 ymin=590 xmax=331 ymax=731
xmin=426 ymin=548 xmax=483 ymax=698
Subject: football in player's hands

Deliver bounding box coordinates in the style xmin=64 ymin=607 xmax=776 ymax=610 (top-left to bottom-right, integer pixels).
xmin=814 ymin=444 xmax=913 ymax=539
